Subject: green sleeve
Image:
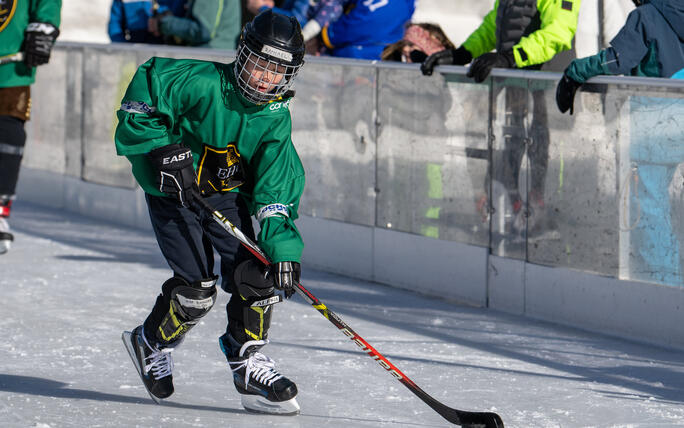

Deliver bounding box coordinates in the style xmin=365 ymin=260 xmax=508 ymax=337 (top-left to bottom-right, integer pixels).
xmin=462 ymin=4 xmax=498 ymax=59
xmin=114 ymin=57 xmax=186 ymax=157
xmin=512 ymin=0 xmax=580 ymax=68
xmin=565 ymin=49 xmax=613 ymax=83
xmin=250 ymin=113 xmax=306 ymax=263
xmin=30 ymin=0 xmax=62 ymax=26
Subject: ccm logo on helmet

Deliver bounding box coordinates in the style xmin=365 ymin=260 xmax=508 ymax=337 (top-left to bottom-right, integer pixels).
xmin=162 ymin=150 xmax=192 ymax=164
xmin=261 ymin=45 xmax=293 ymax=62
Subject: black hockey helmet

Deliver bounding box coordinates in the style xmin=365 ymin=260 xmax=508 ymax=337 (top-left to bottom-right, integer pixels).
xmin=235 ymin=10 xmax=305 ymax=105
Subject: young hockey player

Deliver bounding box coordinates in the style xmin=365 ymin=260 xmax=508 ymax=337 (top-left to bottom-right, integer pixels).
xmin=115 ymin=10 xmax=306 ymax=414
xmin=0 ymin=0 xmax=62 ymax=254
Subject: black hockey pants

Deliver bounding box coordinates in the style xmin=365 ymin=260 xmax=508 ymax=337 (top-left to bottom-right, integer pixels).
xmin=146 ymin=192 xmax=263 ymax=346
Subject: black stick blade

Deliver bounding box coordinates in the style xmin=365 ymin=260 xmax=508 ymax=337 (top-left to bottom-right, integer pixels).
xmin=456 ymin=410 xmax=504 ymax=428
xmin=410 ymin=381 xmax=503 ymax=427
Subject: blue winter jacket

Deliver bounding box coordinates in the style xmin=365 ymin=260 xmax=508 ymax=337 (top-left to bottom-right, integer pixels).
xmin=321 ymin=0 xmax=415 ymax=60
xmin=261 ymin=0 xmax=311 ymax=26
xmin=108 ymin=0 xmax=187 ymax=43
xmin=566 ymin=0 xmax=684 ymax=82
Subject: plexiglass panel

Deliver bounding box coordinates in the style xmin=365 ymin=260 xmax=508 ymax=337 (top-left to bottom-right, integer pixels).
xmin=612 ymin=84 xmax=684 ymax=286
xmin=490 ymin=76 xmax=623 ymax=274
xmin=26 ymin=45 xmax=684 ymax=288
xmin=82 ymin=48 xmax=140 ymax=188
xmin=291 ymin=62 xmax=376 ymax=226
xmin=376 ymin=69 xmax=490 ymax=246
xmin=24 ymin=49 xmax=75 ymax=175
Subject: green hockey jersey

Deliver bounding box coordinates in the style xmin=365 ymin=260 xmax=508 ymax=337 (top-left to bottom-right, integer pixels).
xmin=0 ymin=0 xmax=62 ymax=88
xmin=115 ymin=57 xmax=305 ymax=263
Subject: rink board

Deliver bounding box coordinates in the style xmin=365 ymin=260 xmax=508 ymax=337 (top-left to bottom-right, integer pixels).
xmin=17 ymin=167 xmax=684 ymax=350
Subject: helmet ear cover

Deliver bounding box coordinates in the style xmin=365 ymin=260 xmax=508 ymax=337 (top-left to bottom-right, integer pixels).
xmin=235 ymin=10 xmax=305 ymax=105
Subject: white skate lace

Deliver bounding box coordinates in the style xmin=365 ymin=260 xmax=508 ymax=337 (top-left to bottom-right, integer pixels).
xmin=231 ymin=339 xmax=283 ymax=387
xmin=141 ymin=329 xmax=174 ymax=380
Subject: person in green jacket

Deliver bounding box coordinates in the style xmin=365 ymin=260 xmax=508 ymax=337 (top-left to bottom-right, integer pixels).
xmin=147 ymin=0 xmax=242 ymax=49
xmin=421 ymin=0 xmax=581 ymax=240
xmin=0 ymin=0 xmax=61 ymax=254
xmin=118 ymin=10 xmax=306 ymax=414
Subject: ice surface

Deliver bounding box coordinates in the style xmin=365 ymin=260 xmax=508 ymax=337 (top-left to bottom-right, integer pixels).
xmin=1 ymin=201 xmax=683 ymax=427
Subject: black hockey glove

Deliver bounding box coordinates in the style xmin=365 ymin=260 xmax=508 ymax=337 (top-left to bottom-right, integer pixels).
xmin=148 ymin=144 xmax=197 ymax=207
xmin=467 ymin=52 xmax=515 ymax=83
xmin=272 ymin=261 xmax=300 ymax=299
xmin=555 ymin=73 xmax=582 ymax=115
xmin=23 ymin=22 xmax=60 ymax=67
xmin=420 ymin=46 xmax=472 ymax=76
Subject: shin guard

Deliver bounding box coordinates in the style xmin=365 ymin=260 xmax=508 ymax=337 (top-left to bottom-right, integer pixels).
xmin=145 ymin=276 xmax=218 ymax=345
xmin=227 ymin=259 xmax=282 ymax=346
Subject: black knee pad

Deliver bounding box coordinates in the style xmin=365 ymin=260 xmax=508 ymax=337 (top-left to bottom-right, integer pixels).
xmin=145 ymin=276 xmax=218 ymax=345
xmin=227 ymin=259 xmax=282 ymax=343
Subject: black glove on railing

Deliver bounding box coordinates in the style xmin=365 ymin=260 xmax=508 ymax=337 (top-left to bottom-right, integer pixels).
xmin=467 ymin=52 xmax=515 ymax=83
xmin=421 ymin=46 xmax=472 ymax=76
xmin=555 ymin=73 xmax=583 ymax=114
xmin=23 ymin=22 xmax=60 ymax=67
xmin=148 ymin=144 xmax=197 ymax=207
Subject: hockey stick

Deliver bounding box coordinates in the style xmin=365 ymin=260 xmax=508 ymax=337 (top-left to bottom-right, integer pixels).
xmin=0 ymin=52 xmax=24 ymax=65
xmin=191 ymin=191 xmax=504 ymax=428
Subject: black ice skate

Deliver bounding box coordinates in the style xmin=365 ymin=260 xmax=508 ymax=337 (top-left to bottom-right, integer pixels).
xmin=122 ymin=325 xmax=175 ymax=403
xmin=220 ymin=336 xmax=299 ymax=415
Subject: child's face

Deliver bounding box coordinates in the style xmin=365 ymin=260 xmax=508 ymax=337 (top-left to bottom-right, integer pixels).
xmin=242 ymin=54 xmax=287 ymax=93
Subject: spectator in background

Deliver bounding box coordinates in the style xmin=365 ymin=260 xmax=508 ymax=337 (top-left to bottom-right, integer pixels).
xmin=311 ymin=0 xmax=415 ymax=60
xmin=108 ymin=0 xmax=188 ymax=43
xmin=246 ymin=0 xmax=344 ymax=48
xmin=421 ymin=0 xmax=581 ymax=240
xmin=246 ymin=0 xmax=300 ymax=22
xmin=245 ymin=0 xmax=275 ymax=16
xmin=557 ymin=0 xmax=684 ymax=286
xmin=556 ymin=0 xmax=683 ymax=111
xmin=147 ymin=0 xmax=242 ymax=49
xmin=0 ymin=0 xmax=62 ymax=254
xmin=381 ymin=23 xmax=454 ymax=64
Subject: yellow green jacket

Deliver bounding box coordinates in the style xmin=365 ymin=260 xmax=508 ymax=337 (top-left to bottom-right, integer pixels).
xmin=462 ymin=0 xmax=580 ymax=68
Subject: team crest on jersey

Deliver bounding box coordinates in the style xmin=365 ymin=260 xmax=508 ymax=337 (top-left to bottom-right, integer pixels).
xmin=197 ymin=144 xmax=245 ymax=196
xmin=0 ymin=0 xmax=18 ymax=33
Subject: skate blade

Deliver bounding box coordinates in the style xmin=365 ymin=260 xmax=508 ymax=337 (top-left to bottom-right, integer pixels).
xmin=241 ymin=395 xmax=300 ymax=415
xmin=0 ymin=241 xmax=10 ymax=254
xmin=121 ymin=330 xmax=162 ymax=405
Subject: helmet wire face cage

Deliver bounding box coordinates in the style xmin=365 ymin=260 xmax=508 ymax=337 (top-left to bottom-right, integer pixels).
xmin=236 ymin=42 xmax=302 ymax=105
xmin=235 ymin=10 xmax=305 ymax=105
